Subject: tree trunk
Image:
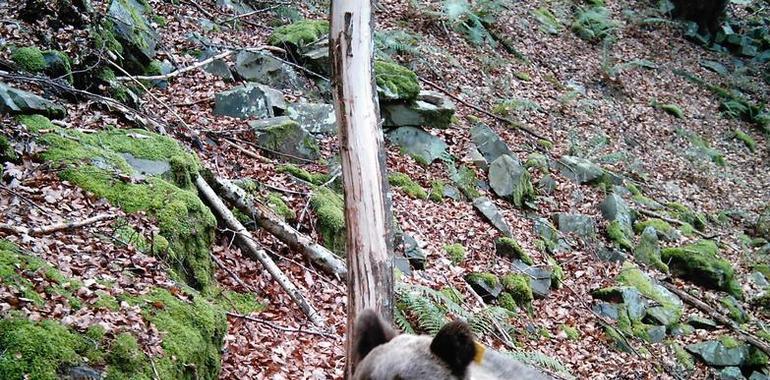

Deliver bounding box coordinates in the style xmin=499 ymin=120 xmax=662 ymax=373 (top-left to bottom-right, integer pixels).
xmin=329 ymin=0 xmax=394 ymax=377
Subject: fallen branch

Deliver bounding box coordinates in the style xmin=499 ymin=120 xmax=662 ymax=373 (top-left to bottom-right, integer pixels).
xmin=226 ymin=312 xmax=335 ymax=338
xmin=210 ymin=252 xmax=256 ymax=292
xmin=419 ymin=77 xmax=551 ymax=143
xmin=115 ymin=50 xmax=236 ymax=82
xmin=195 ymin=175 xmax=325 ymax=326
xmin=218 ymin=5 xmax=282 ymax=25
xmin=661 ymin=281 xmax=770 ymax=356
xmin=212 ymin=176 xmax=347 ymax=279
xmin=223 ymin=139 xmax=271 ymax=163
xmin=0 ymin=214 xmax=116 ymax=236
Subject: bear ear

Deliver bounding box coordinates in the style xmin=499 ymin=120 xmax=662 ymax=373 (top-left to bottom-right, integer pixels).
xmin=430 ymin=320 xmax=477 ymax=377
xmin=351 ymin=309 xmax=396 ymax=370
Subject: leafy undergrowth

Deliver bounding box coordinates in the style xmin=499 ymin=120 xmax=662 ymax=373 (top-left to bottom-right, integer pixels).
xmin=1 ymin=0 xmax=769 ymax=379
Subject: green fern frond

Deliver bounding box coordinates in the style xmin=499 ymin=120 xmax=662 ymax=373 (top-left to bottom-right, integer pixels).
xmin=394 ymin=306 xmax=416 ymax=334
xmin=504 ymin=350 xmax=575 ymax=380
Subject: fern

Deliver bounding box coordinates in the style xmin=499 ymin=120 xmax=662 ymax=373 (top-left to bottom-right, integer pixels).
xmin=375 ymin=29 xmax=421 ymax=58
xmin=393 ymin=305 xmax=416 ymax=334
xmin=504 ymin=350 xmax=576 ymax=380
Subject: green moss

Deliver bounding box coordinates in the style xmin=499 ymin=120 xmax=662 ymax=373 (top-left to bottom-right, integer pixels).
xmin=268 ymin=19 xmax=329 ymax=47
xmin=108 ymin=333 xmax=146 ymax=374
xmin=11 ymin=46 xmax=46 ymax=73
xmin=0 ymin=241 xmax=64 ymax=306
xmin=440 ymin=286 xmax=464 ymax=304
xmin=720 ymin=296 xmax=749 ymax=324
xmin=537 ymin=139 xmax=554 ymax=151
xmin=467 ymin=272 xmax=500 ymax=288
xmin=661 ymin=240 xmax=742 ymax=298
xmin=310 ymin=187 xmax=346 ymax=254
xmin=679 ymin=222 xmax=695 ymax=237
xmin=388 ymin=172 xmax=428 ymax=200
xmin=753 ymin=264 xmax=770 ymax=279
xmin=17 ymin=114 xmax=54 ymax=133
xmin=617 ymin=263 xmax=683 ymax=324
xmin=94 ymin=291 xmax=120 ymax=311
xmin=660 ymin=104 xmax=684 ymax=118
xmin=633 ymin=218 xmax=674 ymax=236
xmin=93 ymin=22 xmax=124 ymax=56
xmin=525 ymin=152 xmax=548 ymax=171
xmin=429 ymin=180 xmax=445 ymax=202
xmin=374 ymin=60 xmax=420 ymax=101
xmin=607 ymin=220 xmax=634 ymax=252
xmin=219 ymin=290 xmax=264 ymax=315
xmin=670 ymin=342 xmax=695 ymax=371
xmin=498 ymin=292 xmax=516 ymax=311
xmin=561 ymin=324 xmax=579 ymax=340
xmin=443 ymin=243 xmax=466 ymax=265
xmin=515 ymin=71 xmax=531 ymax=81
xmin=266 ymin=193 xmax=296 ymax=220
xmin=747 ymin=346 xmax=769 ymax=367
xmin=0 ymin=134 xmax=16 ymax=162
xmin=495 ymin=237 xmax=533 ymax=265
xmin=115 ymin=223 xmax=169 ymax=256
xmin=626 ymin=183 xmax=641 ymax=196
xmin=667 ymin=202 xmax=708 ymax=231
xmin=455 ymin=165 xmax=480 ymax=199
xmin=38 ymin=128 xmax=216 ymax=291
xmin=277 ymin=163 xmax=329 ymax=185
xmin=500 ymin=274 xmax=533 ymax=308
xmin=604 ymin=325 xmax=633 ymax=352
xmin=733 ymin=129 xmax=757 ymax=152
xmin=548 ymin=257 xmax=563 ymax=289
xmin=0 ymin=314 xmax=89 ymax=380
xmin=127 ymin=287 xmax=227 ymax=380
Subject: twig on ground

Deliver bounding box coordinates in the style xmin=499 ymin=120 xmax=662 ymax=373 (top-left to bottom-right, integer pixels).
xmin=0 ymin=214 xmax=116 ymax=236
xmin=115 ymin=50 xmax=237 ymax=81
xmin=223 ymin=138 xmax=272 ymax=163
xmin=226 ymin=312 xmax=335 ymax=338
xmin=218 ymin=5 xmax=282 ymax=24
xmin=210 ymin=252 xmax=257 ymax=292
xmin=0 ymin=185 xmax=51 ymax=214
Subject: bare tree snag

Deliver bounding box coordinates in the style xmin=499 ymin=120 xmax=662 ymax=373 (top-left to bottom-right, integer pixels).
xmin=195 ymin=175 xmax=325 ymax=327
xmin=212 ymin=176 xmax=348 ymax=278
xmin=329 ymin=0 xmax=394 ymax=376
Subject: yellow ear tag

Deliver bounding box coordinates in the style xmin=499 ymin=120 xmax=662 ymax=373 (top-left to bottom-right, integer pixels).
xmin=473 ymin=341 xmax=486 ymax=364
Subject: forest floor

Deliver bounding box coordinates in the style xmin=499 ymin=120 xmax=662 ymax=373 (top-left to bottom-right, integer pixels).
xmin=0 ymin=0 xmax=769 ymax=379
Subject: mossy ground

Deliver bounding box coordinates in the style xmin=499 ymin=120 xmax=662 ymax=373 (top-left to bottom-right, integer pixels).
xmin=733 ymin=129 xmax=757 ymax=152
xmin=454 ymin=164 xmax=480 ymax=199
xmin=389 ymin=172 xmax=428 ymax=200
xmin=661 ymin=240 xmax=742 ymax=298
xmin=278 ymin=163 xmax=329 ymax=185
xmin=268 ymin=19 xmax=329 ymax=47
xmin=429 ymin=180 xmax=445 ymax=202
xmin=375 ymin=60 xmax=420 ymax=101
xmin=310 ymin=187 xmax=346 ymax=254
xmin=266 ymin=192 xmax=296 ymax=220
xmin=561 ymin=324 xmax=580 ymax=340
xmin=495 ymin=237 xmax=533 ymax=265
xmin=666 ymin=202 xmax=708 ymax=231
xmin=443 ymin=243 xmax=466 ymax=265
xmin=11 ymin=46 xmax=46 ymax=72
xmin=36 ymin=126 xmax=216 ymax=291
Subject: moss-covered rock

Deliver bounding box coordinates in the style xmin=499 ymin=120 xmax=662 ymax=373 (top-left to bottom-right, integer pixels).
xmin=268 ymin=19 xmax=329 ymax=48
xmin=498 ymin=292 xmax=517 ymax=312
xmin=495 ymin=237 xmax=533 ymax=265
xmin=667 ymin=202 xmax=708 ymax=231
xmin=17 ymin=114 xmax=55 ymax=132
xmin=607 ymin=220 xmax=634 ymax=252
xmin=720 ymin=296 xmax=749 ymax=324
xmin=277 ymin=163 xmax=330 ymax=186
xmin=617 ymin=262 xmax=683 ymax=327
xmin=375 ymin=60 xmax=420 ymax=101
xmin=634 ymin=218 xmax=677 ymax=241
xmin=501 ymin=273 xmax=533 ymax=309
xmin=429 ymin=180 xmax=445 ymax=202
xmin=661 ymin=240 xmax=742 ymax=298
xmin=388 ymin=172 xmax=427 ymax=200
xmin=11 ymin=46 xmax=46 ymax=73
xmin=310 ymin=187 xmax=345 ymax=255
xmin=266 ymin=193 xmax=296 ymax=221
xmin=634 ymin=226 xmax=669 ymax=273
xmin=465 ymin=272 xmax=502 ymax=302
xmin=548 ymin=256 xmax=564 ymax=289
xmin=443 ymin=243 xmax=466 ymax=265
xmin=36 ymin=127 xmax=216 ymax=291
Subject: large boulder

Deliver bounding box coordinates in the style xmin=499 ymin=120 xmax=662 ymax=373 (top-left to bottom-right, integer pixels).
xmin=470 ymin=122 xmax=513 ymax=163
xmin=661 ymin=240 xmax=742 ymax=297
xmin=381 ymin=90 xmax=455 ymax=129
xmin=234 ymin=51 xmax=311 ymax=90
xmin=286 ymin=102 xmax=336 ymax=136
xmin=488 ymin=154 xmax=535 ymax=208
xmin=213 ymin=84 xmax=285 ymax=119
xmin=374 ymin=60 xmax=420 ymax=102
xmin=617 ymin=263 xmax=683 ymax=327
xmin=107 ymin=0 xmax=159 ymax=70
xmin=472 ymin=197 xmax=513 ymax=237
xmin=555 ymin=213 xmax=596 ymax=240
xmin=386 ymin=126 xmax=447 ymax=164
xmin=0 ymin=83 xmax=65 ymax=118
xmin=634 ymin=226 xmax=669 ymax=273
xmin=249 ymin=117 xmax=320 ymax=162
xmin=687 ymin=338 xmax=750 ymax=367
xmin=556 ymin=155 xmax=606 ymax=184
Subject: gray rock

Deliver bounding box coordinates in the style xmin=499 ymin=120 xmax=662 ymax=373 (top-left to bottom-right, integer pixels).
xmin=752 ymin=271 xmax=769 ymax=288
xmin=465 ymin=274 xmax=502 ymax=303
xmin=234 ymin=51 xmax=310 ymax=90
xmin=687 ymin=316 xmax=718 ymax=330
xmin=108 ymin=0 xmax=158 ymax=65
xmin=287 ymin=102 xmax=336 ymax=135
xmin=749 ymin=372 xmax=770 ymax=380
xmin=512 ymin=260 xmax=551 ymax=299
xmin=463 ymin=144 xmax=488 ymax=171
xmin=381 ymin=90 xmax=455 ymax=129
xmin=555 ymin=213 xmax=596 ymax=240
xmin=720 ymin=367 xmax=746 ymax=380
xmin=592 ymin=302 xmax=620 ymax=320
xmin=596 ymin=246 xmax=627 ymax=262
xmin=634 ymin=226 xmax=665 ymax=271
xmin=298 ymin=37 xmax=330 ymax=76
xmin=534 ymin=217 xmax=567 ymax=254
xmin=62 ymin=365 xmax=103 ymax=380
xmin=687 ymin=340 xmax=749 ymax=367
xmin=121 ymin=153 xmax=170 ymax=180
xmin=470 ymin=122 xmax=513 ymax=163
xmin=0 ymin=83 xmax=65 ymax=118
xmin=538 ymin=174 xmax=557 ymax=194
xmin=249 ymin=117 xmax=320 ymax=162
xmin=645 ymin=306 xmax=680 ymax=327
xmin=386 ymin=126 xmax=448 ymax=164
xmin=557 ymin=155 xmax=606 ymax=184
xmin=213 ymin=84 xmax=285 ymax=119
xmin=200 ymin=49 xmax=233 ymax=81
xmin=644 ymin=325 xmax=667 ymax=343
xmin=670 ymin=323 xmax=695 ymax=336
xmin=443 ymin=185 xmax=461 ymax=201
xmin=472 ymin=196 xmax=512 ymax=237
xmin=601 ymin=193 xmax=634 ymax=232
xmin=403 ymin=234 xmax=426 ymax=270
xmin=393 ymin=256 xmax=412 ymax=276
xmin=489 ymin=155 xmax=535 ymax=208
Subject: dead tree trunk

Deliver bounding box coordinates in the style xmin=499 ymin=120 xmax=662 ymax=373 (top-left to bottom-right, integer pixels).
xmin=329 ymin=0 xmax=394 ymax=377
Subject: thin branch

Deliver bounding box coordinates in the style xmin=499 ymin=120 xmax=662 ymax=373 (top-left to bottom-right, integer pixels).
xmin=419 ymin=77 xmax=551 ymax=142
xmin=0 ymin=214 xmax=116 ymax=236
xmin=226 ymin=312 xmax=335 ymax=338
xmin=115 ymin=50 xmax=236 ymax=81
xmin=223 ymin=138 xmax=272 ymax=163
xmin=218 ymin=5 xmax=282 ymax=24
xmin=210 ymin=252 xmax=257 ymax=292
